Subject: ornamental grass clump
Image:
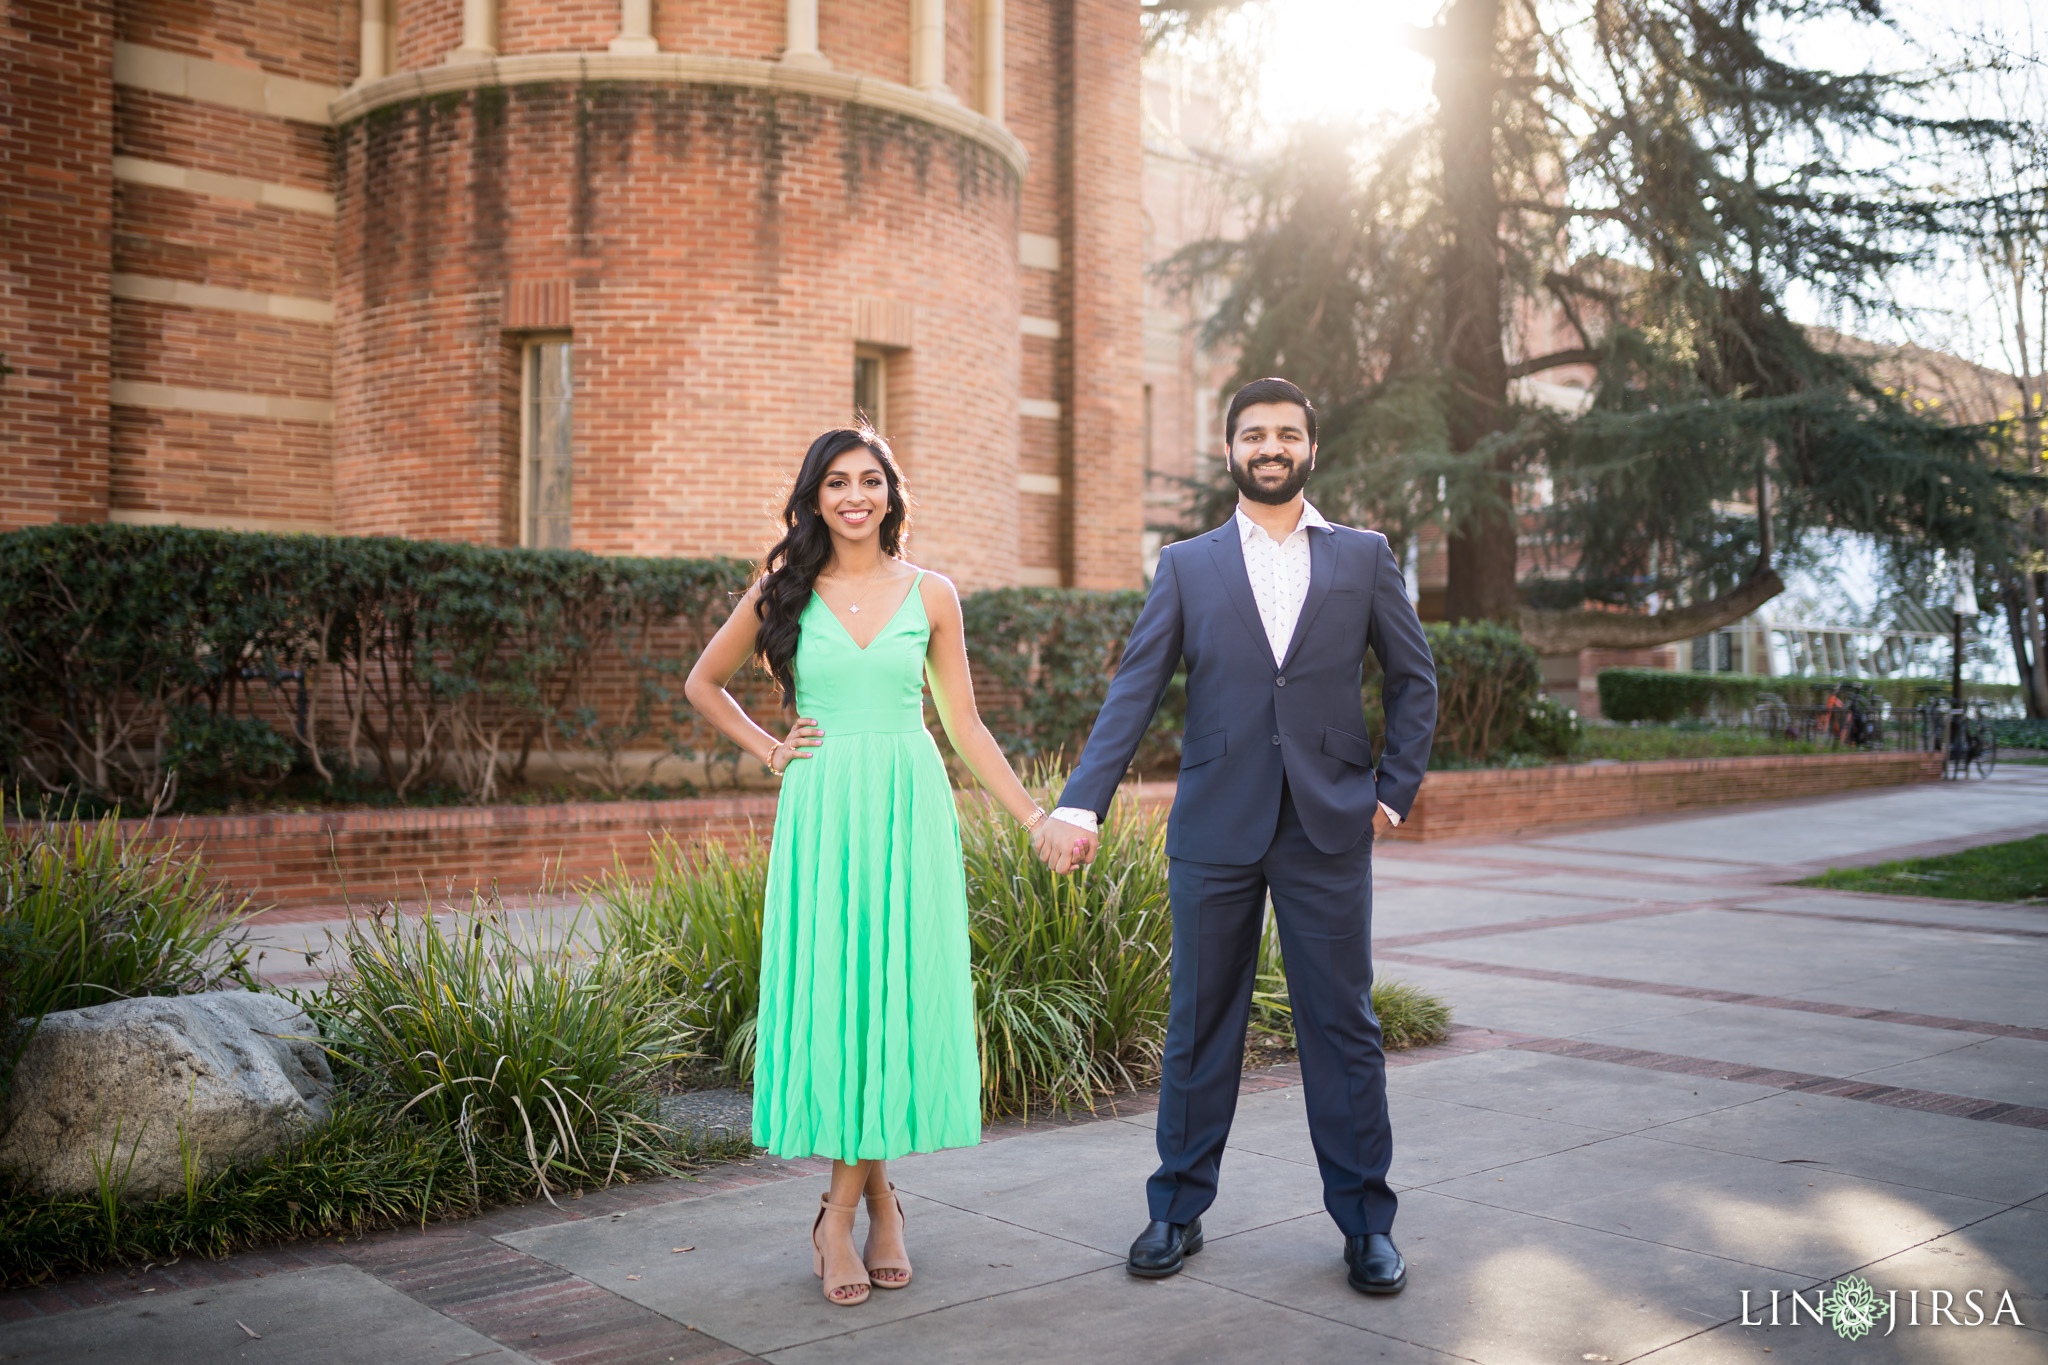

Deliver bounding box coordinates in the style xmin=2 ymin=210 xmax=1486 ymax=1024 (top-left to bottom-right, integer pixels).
xmin=594 ymin=834 xmax=768 ymax=1082
xmin=1250 ymin=927 xmax=1452 ymax=1052
xmin=0 ymin=814 xmax=256 ymax=1017
xmin=956 ymin=778 xmax=1174 ymax=1118
xmin=301 ymin=903 xmax=688 ymax=1202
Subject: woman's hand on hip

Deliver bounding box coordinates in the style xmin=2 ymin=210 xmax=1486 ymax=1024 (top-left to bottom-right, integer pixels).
xmin=768 ymin=718 xmax=823 ymax=775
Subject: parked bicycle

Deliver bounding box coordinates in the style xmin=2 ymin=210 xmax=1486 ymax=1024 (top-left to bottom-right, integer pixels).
xmin=1916 ymin=695 xmax=1999 ymax=780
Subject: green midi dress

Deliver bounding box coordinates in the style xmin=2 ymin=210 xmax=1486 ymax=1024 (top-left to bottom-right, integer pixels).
xmin=751 ymin=573 xmax=983 ymax=1160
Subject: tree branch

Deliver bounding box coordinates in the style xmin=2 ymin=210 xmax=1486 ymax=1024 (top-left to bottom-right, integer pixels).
xmin=1502 ymin=198 xmax=1631 ymax=222
xmin=1517 ymin=568 xmax=1786 ymax=654
xmin=1506 ymin=348 xmax=1604 ymax=379
xmin=1543 ymin=270 xmax=1619 ymax=305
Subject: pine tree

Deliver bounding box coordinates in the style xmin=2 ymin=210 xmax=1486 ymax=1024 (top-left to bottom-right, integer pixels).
xmin=1164 ymin=0 xmax=2038 ymax=650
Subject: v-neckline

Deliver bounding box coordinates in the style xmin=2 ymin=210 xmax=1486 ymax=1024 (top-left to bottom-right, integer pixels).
xmin=815 ymin=572 xmax=923 ymax=652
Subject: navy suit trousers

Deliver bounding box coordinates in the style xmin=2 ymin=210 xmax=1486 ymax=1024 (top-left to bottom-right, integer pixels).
xmin=1147 ymin=781 xmax=1396 ymax=1238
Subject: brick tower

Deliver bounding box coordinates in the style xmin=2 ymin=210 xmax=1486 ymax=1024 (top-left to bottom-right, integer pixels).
xmin=2 ymin=0 xmax=1145 ymax=589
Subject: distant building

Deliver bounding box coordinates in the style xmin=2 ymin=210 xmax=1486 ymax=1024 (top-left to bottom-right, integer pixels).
xmin=2 ymin=0 xmax=1147 ymax=591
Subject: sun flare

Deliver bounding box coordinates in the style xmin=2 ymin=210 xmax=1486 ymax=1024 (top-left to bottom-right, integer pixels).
xmin=1243 ymin=0 xmax=1441 ymax=130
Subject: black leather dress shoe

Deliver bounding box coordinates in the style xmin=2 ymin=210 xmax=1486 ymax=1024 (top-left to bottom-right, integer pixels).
xmin=1345 ymin=1233 xmax=1406 ymax=1294
xmin=1126 ymin=1217 xmax=1204 ymax=1278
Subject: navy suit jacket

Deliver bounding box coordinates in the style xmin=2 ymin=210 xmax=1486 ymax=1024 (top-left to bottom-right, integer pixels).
xmin=1057 ymin=518 xmax=1437 ymax=865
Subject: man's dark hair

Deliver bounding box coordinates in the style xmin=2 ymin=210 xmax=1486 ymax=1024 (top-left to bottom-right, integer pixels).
xmin=1224 ymin=377 xmax=1317 ymax=446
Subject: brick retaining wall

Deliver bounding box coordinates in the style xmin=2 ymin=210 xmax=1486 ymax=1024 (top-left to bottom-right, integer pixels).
xmin=11 ymin=750 xmax=1939 ymax=909
xmin=48 ymin=795 xmax=782 ymax=911
xmin=1381 ymin=749 xmax=1943 ymax=842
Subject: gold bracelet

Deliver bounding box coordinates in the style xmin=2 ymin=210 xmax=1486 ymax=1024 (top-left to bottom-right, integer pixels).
xmin=1024 ymin=807 xmax=1047 ymax=830
xmin=767 ymin=742 xmax=789 ymax=776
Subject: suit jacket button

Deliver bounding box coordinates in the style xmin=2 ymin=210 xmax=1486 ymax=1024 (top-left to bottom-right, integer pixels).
xmin=1275 ymin=676 xmax=1287 ymax=687
xmin=1271 ymin=735 xmax=1281 ymax=745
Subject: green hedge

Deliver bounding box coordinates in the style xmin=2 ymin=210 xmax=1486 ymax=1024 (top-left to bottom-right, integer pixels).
xmin=1 ymin=526 xmax=1553 ymax=807
xmin=958 ymin=588 xmax=1185 ymax=771
xmin=0 ymin=525 xmax=752 ymax=807
xmin=1424 ymin=621 xmax=1542 ymax=762
xmin=971 ymin=592 xmax=1538 ymax=770
xmin=1597 ymin=668 xmax=2023 ymax=723
xmin=1596 ymin=670 xmax=1768 ymax=722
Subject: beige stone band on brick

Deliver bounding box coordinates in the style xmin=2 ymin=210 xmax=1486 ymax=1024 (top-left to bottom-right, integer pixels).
xmin=112 ymin=155 xmax=336 ymax=216
xmin=110 ymin=381 xmax=335 ymax=424
xmin=1015 ymin=566 xmax=1064 ymax=586
xmin=1017 ymin=472 xmax=1062 ymax=495
xmin=1020 ymin=315 xmax=1060 ymax=338
xmin=1019 ymin=397 xmax=1061 ymax=420
xmin=1018 ymin=232 xmax=1060 ymax=270
xmin=112 ymin=274 xmax=335 ymax=324
xmin=330 ymin=53 xmax=1028 ymax=178
xmin=108 ymin=509 xmax=336 ymax=535
xmin=114 ymin=42 xmax=342 ymax=125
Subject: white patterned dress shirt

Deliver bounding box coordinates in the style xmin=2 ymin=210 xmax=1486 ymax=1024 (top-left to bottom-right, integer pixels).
xmin=1050 ymin=500 xmax=1400 ymax=836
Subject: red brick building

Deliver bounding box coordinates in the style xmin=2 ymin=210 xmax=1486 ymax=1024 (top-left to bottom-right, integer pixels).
xmin=2 ymin=0 xmax=1147 ymax=591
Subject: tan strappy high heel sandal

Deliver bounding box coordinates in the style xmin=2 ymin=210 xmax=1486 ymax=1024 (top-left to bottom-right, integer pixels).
xmin=863 ymin=1183 xmax=912 ymax=1289
xmin=812 ymin=1194 xmax=872 ymax=1306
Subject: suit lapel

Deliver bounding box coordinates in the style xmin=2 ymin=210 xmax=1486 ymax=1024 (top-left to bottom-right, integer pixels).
xmin=1203 ymin=527 xmax=1270 ymax=656
xmin=1278 ymin=529 xmax=1336 ymax=672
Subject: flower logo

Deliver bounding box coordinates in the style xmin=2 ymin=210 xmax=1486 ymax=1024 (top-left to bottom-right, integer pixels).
xmin=1819 ymin=1275 xmax=1888 ymax=1341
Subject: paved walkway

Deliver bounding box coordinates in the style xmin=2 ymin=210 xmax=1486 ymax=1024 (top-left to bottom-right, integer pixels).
xmin=5 ymin=768 xmax=2045 ymax=1363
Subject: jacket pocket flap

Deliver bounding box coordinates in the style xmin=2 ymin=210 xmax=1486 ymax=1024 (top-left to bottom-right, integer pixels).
xmin=1321 ymin=726 xmax=1374 ymax=768
xmin=1181 ymin=728 xmax=1228 ymax=768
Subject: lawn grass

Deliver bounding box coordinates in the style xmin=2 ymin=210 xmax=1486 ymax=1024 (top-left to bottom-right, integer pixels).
xmin=1795 ymin=834 xmax=2048 ymax=903
xmin=1572 ymin=725 xmax=1828 ymax=764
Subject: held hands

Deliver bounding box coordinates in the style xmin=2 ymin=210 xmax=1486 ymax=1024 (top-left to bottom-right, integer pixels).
xmin=1031 ymin=816 xmax=1096 ymax=875
xmin=766 ymin=717 xmax=823 ymax=775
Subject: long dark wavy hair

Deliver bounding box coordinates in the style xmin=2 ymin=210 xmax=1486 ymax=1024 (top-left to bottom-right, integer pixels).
xmin=755 ymin=426 xmax=912 ymax=706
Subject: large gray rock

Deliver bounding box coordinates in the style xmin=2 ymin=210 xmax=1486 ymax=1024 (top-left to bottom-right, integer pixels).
xmin=0 ymin=990 xmax=334 ymax=1198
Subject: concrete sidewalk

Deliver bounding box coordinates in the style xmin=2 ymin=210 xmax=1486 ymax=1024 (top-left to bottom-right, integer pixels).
xmin=5 ymin=768 xmax=2044 ymax=1364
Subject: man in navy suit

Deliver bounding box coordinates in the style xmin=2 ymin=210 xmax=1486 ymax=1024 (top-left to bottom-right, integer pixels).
xmin=1034 ymin=377 xmax=1436 ymax=1295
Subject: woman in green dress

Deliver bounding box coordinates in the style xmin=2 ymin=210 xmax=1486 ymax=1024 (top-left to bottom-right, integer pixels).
xmin=684 ymin=427 xmax=1080 ymax=1307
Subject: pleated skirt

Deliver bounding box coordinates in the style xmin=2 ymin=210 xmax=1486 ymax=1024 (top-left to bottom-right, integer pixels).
xmin=751 ymin=726 xmax=982 ymax=1160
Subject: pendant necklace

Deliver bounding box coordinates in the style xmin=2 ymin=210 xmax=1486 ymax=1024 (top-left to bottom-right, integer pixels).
xmin=832 ymin=572 xmax=887 ymax=615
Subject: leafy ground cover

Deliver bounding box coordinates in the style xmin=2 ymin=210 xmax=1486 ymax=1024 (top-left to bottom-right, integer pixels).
xmin=1795 ymin=834 xmax=2048 ymax=903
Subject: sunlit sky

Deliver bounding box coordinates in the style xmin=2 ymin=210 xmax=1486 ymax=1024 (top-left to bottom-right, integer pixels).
xmin=1239 ymin=0 xmax=1441 ymax=128
xmin=1215 ymin=0 xmax=2044 ymax=136
xmin=1184 ymin=0 xmax=2046 ymax=372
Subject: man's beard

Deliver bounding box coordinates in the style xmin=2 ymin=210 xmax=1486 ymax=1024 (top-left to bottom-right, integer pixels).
xmin=1228 ymin=452 xmax=1313 ymax=506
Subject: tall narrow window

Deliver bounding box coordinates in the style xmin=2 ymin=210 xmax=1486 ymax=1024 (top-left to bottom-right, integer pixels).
xmin=853 ymin=349 xmax=887 ymax=431
xmin=523 ymin=338 xmax=572 ymax=548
